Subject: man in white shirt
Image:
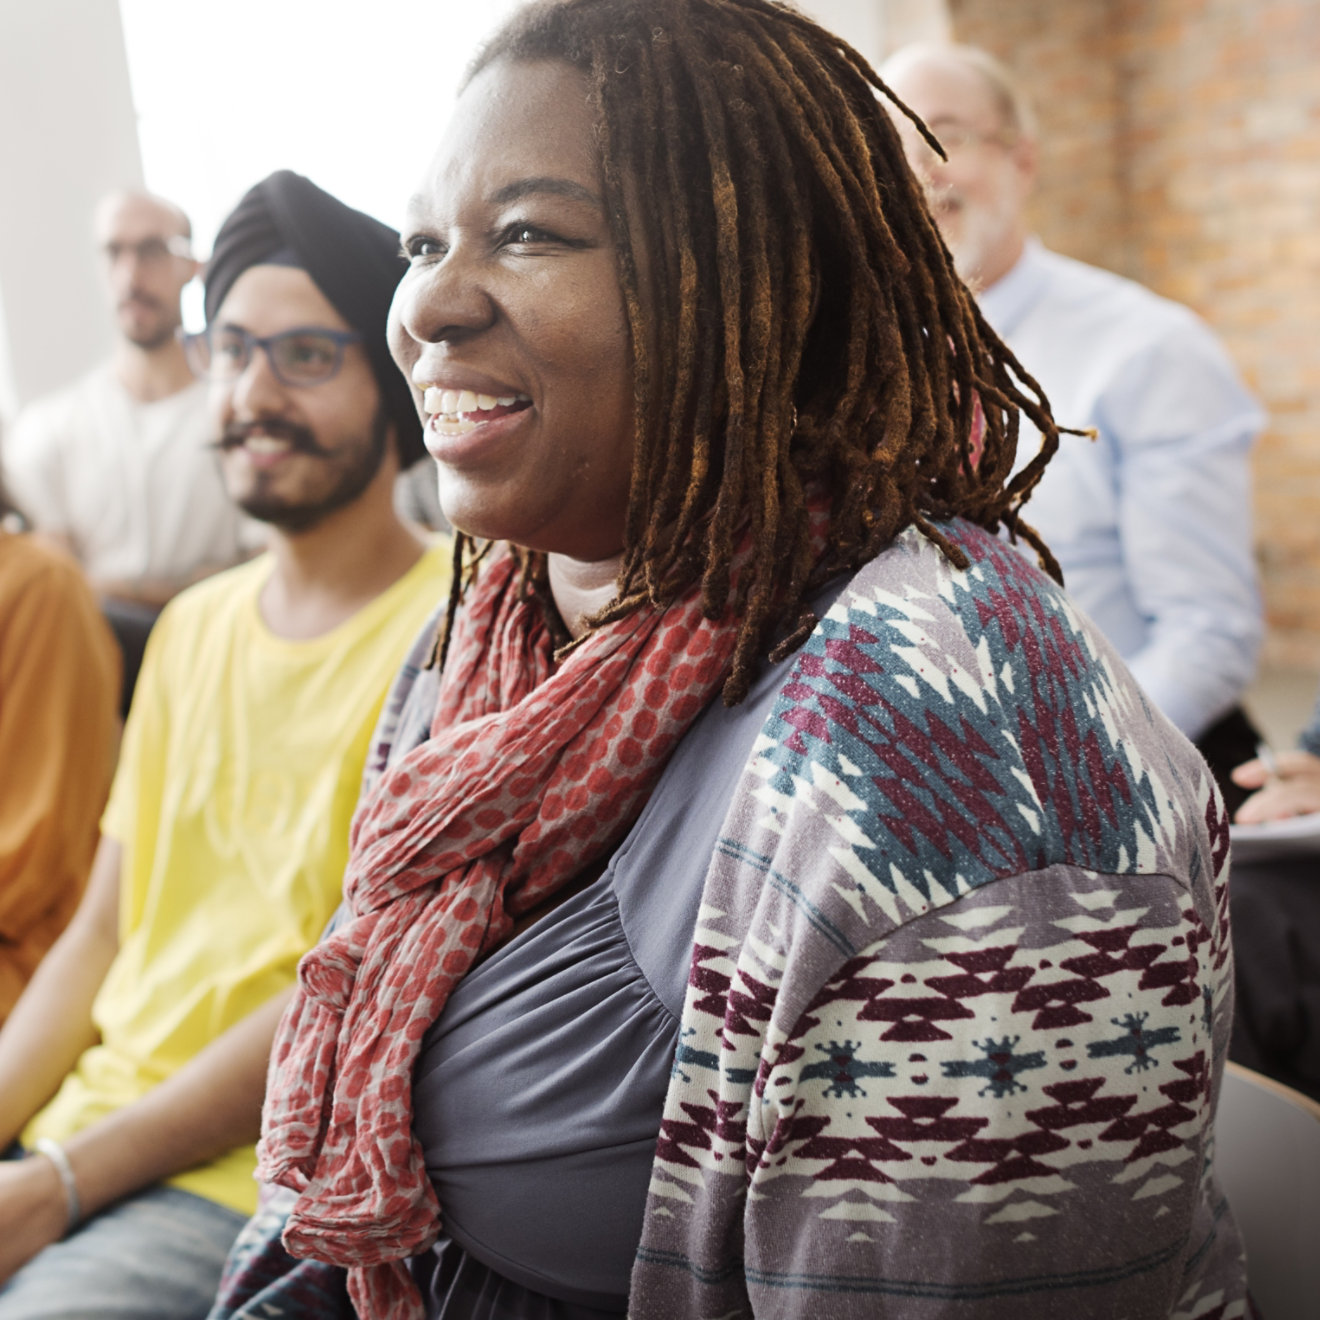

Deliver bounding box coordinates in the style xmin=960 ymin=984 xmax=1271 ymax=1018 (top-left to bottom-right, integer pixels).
xmin=882 ymin=42 xmax=1266 ymax=805
xmin=3 ymin=191 xmax=258 ymax=710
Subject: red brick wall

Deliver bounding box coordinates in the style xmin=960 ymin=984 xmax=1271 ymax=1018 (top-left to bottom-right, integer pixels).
xmin=947 ymin=0 xmax=1320 ymax=666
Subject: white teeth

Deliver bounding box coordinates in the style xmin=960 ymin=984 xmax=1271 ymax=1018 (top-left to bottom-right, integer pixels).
xmin=421 ymin=386 xmax=532 ymax=420
xmin=244 ymin=434 xmax=291 ymax=454
xmin=434 ymin=416 xmax=479 ymax=436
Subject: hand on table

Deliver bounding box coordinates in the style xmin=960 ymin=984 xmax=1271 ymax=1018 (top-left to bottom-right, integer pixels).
xmin=0 ymin=1153 xmax=70 ymax=1284
xmin=1232 ymin=749 xmax=1320 ymax=824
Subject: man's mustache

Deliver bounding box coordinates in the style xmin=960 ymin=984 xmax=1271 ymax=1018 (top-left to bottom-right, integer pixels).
xmin=119 ymin=291 xmax=163 ymax=315
xmin=922 ymin=181 xmax=963 ymax=213
xmin=213 ymin=418 xmax=328 ymax=457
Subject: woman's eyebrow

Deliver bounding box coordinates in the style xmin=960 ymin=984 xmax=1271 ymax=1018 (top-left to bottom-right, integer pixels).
xmin=489 ymin=176 xmax=602 ymax=208
xmin=402 ymin=194 xmax=434 ymax=225
xmin=401 ymin=178 xmax=602 ymax=226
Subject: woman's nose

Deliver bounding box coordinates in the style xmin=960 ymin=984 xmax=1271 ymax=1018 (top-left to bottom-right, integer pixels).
xmin=392 ymin=250 xmax=495 ymax=349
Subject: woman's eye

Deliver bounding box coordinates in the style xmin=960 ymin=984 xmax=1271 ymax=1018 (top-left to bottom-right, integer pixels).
xmin=402 ymin=237 xmax=444 ymax=260
xmin=503 ymin=222 xmax=558 ymax=246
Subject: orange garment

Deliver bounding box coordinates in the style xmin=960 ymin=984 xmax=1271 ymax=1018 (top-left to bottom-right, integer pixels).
xmin=0 ymin=533 xmax=119 ymax=1018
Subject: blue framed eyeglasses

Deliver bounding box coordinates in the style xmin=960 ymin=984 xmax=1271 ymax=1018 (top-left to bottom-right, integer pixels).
xmin=181 ymin=324 xmax=364 ymax=387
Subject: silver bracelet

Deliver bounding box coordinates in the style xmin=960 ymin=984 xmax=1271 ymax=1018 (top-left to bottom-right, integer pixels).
xmin=32 ymin=1137 xmax=82 ymax=1234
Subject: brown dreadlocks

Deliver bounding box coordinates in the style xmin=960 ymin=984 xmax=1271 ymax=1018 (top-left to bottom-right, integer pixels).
xmin=442 ymin=0 xmax=1063 ymax=704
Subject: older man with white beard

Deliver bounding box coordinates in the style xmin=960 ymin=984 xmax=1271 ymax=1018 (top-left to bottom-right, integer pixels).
xmin=882 ymin=42 xmax=1266 ymax=809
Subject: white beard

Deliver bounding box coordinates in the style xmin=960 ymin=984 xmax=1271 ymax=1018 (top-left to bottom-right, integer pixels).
xmin=926 ymin=182 xmax=1022 ymax=294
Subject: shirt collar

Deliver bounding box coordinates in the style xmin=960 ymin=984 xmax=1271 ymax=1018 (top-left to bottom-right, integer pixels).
xmin=977 ymin=237 xmax=1050 ymax=337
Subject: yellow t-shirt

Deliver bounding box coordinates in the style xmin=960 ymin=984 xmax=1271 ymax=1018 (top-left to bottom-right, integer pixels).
xmin=24 ymin=541 xmax=449 ymax=1214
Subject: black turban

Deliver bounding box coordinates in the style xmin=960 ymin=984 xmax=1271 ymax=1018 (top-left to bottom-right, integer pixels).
xmin=204 ymin=170 xmax=423 ymax=468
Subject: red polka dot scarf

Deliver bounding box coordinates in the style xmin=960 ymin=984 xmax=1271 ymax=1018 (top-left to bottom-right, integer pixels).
xmin=257 ymin=545 xmax=739 ymax=1319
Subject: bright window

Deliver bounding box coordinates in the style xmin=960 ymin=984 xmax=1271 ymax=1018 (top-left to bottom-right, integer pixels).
xmin=120 ymin=0 xmax=521 ymax=323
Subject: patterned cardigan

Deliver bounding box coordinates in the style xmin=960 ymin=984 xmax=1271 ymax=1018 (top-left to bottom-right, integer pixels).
xmin=213 ymin=520 xmax=1247 ymax=1320
xmin=628 ymin=522 xmax=1247 ymax=1318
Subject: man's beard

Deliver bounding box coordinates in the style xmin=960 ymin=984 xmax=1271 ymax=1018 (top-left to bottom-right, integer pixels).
xmin=118 ymin=293 xmax=178 ymax=350
xmin=217 ymin=407 xmax=389 ymax=534
xmin=926 ymin=184 xmax=1020 ymax=294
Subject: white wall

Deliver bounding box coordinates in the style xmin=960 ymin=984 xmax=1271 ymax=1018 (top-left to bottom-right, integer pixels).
xmin=881 ymin=0 xmax=953 ymax=52
xmin=120 ymin=0 xmax=523 ymax=266
xmin=802 ymin=0 xmax=889 ymax=68
xmin=801 ymin=0 xmax=952 ymax=69
xmin=0 ymin=0 xmax=143 ymax=423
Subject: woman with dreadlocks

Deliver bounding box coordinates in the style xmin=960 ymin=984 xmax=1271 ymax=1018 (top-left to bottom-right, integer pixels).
xmin=209 ymin=2 xmax=1246 ymax=1318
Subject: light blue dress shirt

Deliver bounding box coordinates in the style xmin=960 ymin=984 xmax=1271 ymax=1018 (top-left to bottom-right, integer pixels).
xmin=980 ymin=240 xmax=1265 ymax=740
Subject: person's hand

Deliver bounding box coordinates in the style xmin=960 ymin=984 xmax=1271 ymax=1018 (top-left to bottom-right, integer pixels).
xmin=1232 ymin=749 xmax=1320 ymax=823
xmin=0 ymin=1154 xmax=68 ymax=1284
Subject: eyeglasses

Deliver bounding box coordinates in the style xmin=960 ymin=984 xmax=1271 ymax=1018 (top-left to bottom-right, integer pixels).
xmin=936 ymin=124 xmax=1016 ymax=154
xmin=181 ymin=325 xmax=364 ymax=388
xmin=911 ymin=121 xmax=1018 ymax=162
xmin=101 ymin=236 xmax=194 ymax=266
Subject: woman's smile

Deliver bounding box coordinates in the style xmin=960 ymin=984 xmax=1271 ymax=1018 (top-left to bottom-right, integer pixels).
xmin=420 ymin=388 xmax=535 ymax=465
xmin=423 ymin=388 xmax=532 ymax=438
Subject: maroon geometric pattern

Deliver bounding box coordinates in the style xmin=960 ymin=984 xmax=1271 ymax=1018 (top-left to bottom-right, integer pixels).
xmin=666 ymin=885 xmax=1218 ymax=1196
xmin=641 ymin=863 xmax=1244 ymax=1317
xmin=634 ymin=532 xmax=1246 ymax=1318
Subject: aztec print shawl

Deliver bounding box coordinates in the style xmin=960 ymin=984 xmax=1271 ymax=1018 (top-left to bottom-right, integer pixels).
xmin=256 ymin=545 xmax=739 ymax=1320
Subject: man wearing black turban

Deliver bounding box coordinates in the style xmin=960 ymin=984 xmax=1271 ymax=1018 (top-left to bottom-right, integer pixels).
xmin=0 ymin=173 xmax=450 ymax=1319
xmin=205 ymin=170 xmax=425 ymax=472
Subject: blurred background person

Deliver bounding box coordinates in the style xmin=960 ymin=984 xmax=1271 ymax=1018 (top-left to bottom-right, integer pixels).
xmin=1227 ymin=688 xmax=1320 ymax=1102
xmin=882 ymin=42 xmax=1266 ymax=812
xmin=0 ymin=466 xmax=119 ymax=1023
xmin=1233 ymin=704 xmax=1320 ymax=823
xmin=2 ymin=190 xmax=260 ymax=716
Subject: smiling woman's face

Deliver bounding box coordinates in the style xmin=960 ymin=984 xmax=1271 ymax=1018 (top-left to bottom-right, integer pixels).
xmin=389 ymin=58 xmax=636 ymax=563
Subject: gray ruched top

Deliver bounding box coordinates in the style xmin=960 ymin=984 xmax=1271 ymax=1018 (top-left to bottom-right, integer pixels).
xmin=407 ymin=587 xmax=846 ymax=1318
